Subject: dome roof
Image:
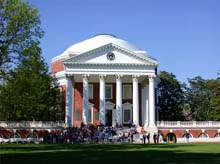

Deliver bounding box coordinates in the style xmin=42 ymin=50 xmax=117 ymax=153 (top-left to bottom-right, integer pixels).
xmin=52 ymin=34 xmax=147 ymax=62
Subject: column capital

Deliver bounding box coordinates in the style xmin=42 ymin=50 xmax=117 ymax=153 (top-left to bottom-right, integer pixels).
xmin=132 ymin=75 xmax=139 ymax=81
xmin=65 ymin=74 xmax=74 ymax=81
xmin=82 ymin=74 xmax=90 ymax=80
xmin=148 ymin=75 xmax=156 ymax=82
xmin=115 ymin=74 xmax=123 ymax=80
xmin=99 ymin=74 xmax=106 ymax=80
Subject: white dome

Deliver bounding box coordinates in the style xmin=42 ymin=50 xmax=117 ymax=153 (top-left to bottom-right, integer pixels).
xmin=52 ymin=34 xmax=146 ymax=62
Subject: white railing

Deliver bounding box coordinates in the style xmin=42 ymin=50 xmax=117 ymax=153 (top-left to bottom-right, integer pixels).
xmin=156 ymin=121 xmax=220 ymax=128
xmin=0 ymin=121 xmax=66 ymax=129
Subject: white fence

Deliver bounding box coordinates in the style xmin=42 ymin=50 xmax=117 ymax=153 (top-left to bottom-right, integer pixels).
xmin=0 ymin=121 xmax=66 ymax=129
xmin=1 ymin=121 xmax=220 ymax=129
xmin=156 ymin=121 xmax=220 ymax=128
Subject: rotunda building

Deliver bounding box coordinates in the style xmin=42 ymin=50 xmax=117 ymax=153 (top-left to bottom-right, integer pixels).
xmin=51 ymin=34 xmax=158 ymax=127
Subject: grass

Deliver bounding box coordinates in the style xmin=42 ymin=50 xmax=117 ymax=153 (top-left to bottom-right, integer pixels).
xmin=1 ymin=143 xmax=220 ymax=164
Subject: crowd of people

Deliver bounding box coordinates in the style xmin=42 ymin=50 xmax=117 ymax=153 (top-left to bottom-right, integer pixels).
xmin=43 ymin=123 xmax=161 ymax=145
xmin=43 ymin=123 xmax=133 ymax=144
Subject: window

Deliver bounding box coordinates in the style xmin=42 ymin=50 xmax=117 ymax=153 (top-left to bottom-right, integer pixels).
xmin=182 ymin=133 xmax=192 ymax=138
xmin=10 ymin=133 xmax=20 ymax=138
xmin=89 ymin=84 xmax=93 ymax=99
xmin=76 ymin=109 xmax=82 ymax=121
xmin=95 ymin=111 xmax=99 ymax=120
xmin=123 ymin=103 xmax=132 ymax=123
xmin=198 ymin=133 xmax=208 ymax=138
xmin=27 ymin=133 xmax=38 ymax=142
xmin=123 ymin=85 xmax=132 ymax=99
xmin=123 ymin=109 xmax=131 ymax=123
xmin=105 ymin=85 xmax=112 ymax=99
xmin=27 ymin=133 xmax=38 ymax=139
xmin=88 ymin=106 xmax=93 ymax=123
xmin=214 ymin=133 xmax=220 ymax=138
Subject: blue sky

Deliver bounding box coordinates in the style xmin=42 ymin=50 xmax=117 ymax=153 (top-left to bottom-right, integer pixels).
xmin=29 ymin=0 xmax=220 ymax=83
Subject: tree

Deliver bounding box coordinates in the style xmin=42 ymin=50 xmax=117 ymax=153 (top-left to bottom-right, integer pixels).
xmin=158 ymin=71 xmax=185 ymax=121
xmin=0 ymin=43 xmax=61 ymax=121
xmin=0 ymin=0 xmax=62 ymax=121
xmin=186 ymin=76 xmax=220 ymax=121
xmin=0 ymin=0 xmax=43 ymax=79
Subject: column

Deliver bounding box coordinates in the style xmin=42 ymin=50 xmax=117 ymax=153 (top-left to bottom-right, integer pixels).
xmin=65 ymin=75 xmax=74 ymax=126
xmin=149 ymin=75 xmax=155 ymax=126
xmin=99 ymin=75 xmax=106 ymax=125
xmin=116 ymin=75 xmax=122 ymax=125
xmin=141 ymin=86 xmax=146 ymax=126
xmin=82 ymin=75 xmax=89 ymax=125
xmin=145 ymin=84 xmax=149 ymax=126
xmin=132 ymin=75 xmax=139 ymax=126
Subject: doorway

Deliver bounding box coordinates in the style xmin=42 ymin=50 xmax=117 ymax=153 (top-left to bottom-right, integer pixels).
xmin=105 ymin=110 xmax=112 ymax=126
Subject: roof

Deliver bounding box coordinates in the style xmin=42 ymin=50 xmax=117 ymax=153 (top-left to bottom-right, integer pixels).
xmin=52 ymin=34 xmax=150 ymax=62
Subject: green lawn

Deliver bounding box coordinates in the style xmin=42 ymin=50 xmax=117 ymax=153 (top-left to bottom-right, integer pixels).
xmin=1 ymin=143 xmax=220 ymax=164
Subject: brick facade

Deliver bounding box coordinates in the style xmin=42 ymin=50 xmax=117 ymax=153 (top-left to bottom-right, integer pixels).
xmin=51 ymin=60 xmax=65 ymax=74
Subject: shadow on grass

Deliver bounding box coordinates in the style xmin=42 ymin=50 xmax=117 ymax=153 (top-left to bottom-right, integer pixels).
xmin=1 ymin=144 xmax=220 ymax=164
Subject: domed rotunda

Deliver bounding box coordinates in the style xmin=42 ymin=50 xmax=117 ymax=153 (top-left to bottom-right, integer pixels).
xmin=51 ymin=34 xmax=158 ymax=127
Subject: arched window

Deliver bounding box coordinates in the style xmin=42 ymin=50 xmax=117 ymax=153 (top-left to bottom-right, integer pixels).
xmin=198 ymin=133 xmax=208 ymax=138
xmin=214 ymin=133 xmax=220 ymax=138
xmin=9 ymin=133 xmax=21 ymax=143
xmin=10 ymin=133 xmax=21 ymax=138
xmin=167 ymin=133 xmax=177 ymax=143
xmin=27 ymin=133 xmax=38 ymax=143
xmin=27 ymin=133 xmax=38 ymax=139
xmin=182 ymin=133 xmax=193 ymax=138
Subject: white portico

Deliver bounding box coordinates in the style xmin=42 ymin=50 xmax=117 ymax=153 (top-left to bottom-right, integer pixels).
xmin=52 ymin=34 xmax=158 ymax=127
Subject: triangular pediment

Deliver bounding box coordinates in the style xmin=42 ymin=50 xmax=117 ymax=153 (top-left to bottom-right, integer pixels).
xmin=64 ymin=43 xmax=158 ymax=66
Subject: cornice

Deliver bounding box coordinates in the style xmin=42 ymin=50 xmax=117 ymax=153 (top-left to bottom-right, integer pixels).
xmin=65 ymin=62 xmax=152 ymax=67
xmin=64 ymin=43 xmax=158 ymax=66
xmin=111 ymin=43 xmax=158 ymax=66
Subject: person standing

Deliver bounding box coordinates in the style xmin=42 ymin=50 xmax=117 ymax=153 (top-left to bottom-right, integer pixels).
xmin=185 ymin=132 xmax=190 ymax=143
xmin=153 ymin=133 xmax=157 ymax=144
xmin=143 ymin=131 xmax=147 ymax=144
xmin=146 ymin=132 xmax=150 ymax=144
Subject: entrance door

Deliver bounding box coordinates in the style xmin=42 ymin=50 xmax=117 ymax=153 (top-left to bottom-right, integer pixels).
xmin=105 ymin=110 xmax=112 ymax=126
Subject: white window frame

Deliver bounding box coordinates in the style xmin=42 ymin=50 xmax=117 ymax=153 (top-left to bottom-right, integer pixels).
xmin=123 ymin=102 xmax=132 ymax=124
xmin=88 ymin=103 xmax=94 ymax=123
xmin=89 ymin=84 xmax=93 ymax=99
xmin=123 ymin=84 xmax=132 ymax=99
xmin=105 ymin=84 xmax=112 ymax=99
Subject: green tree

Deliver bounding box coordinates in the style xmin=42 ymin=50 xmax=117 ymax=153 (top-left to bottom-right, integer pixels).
xmin=0 ymin=1 xmax=61 ymax=121
xmin=0 ymin=0 xmax=43 ymax=79
xmin=186 ymin=76 xmax=220 ymax=121
xmin=0 ymin=43 xmax=61 ymax=121
xmin=158 ymin=71 xmax=185 ymax=121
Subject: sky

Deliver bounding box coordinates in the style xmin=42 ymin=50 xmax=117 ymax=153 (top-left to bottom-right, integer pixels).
xmin=29 ymin=0 xmax=220 ymax=83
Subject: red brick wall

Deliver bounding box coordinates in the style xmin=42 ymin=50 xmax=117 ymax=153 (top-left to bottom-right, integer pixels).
xmin=189 ymin=130 xmax=203 ymax=138
xmin=74 ymin=83 xmax=83 ymax=127
xmin=0 ymin=129 xmax=62 ymax=140
xmin=89 ymin=83 xmax=100 ymax=125
xmin=0 ymin=129 xmax=13 ymax=138
xmin=159 ymin=130 xmax=170 ymax=137
xmin=72 ymin=82 xmax=142 ymax=126
xmin=205 ymin=129 xmax=218 ymax=138
xmin=51 ymin=60 xmax=65 ymax=74
xmin=0 ymin=128 xmax=219 ymax=140
xmin=159 ymin=129 xmax=219 ymax=138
